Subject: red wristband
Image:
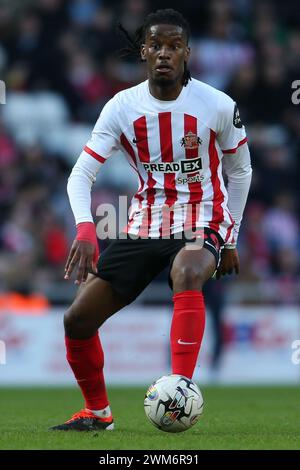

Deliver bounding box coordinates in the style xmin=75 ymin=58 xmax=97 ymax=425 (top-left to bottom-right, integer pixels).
xmin=76 ymin=222 xmax=96 ymax=242
xmin=76 ymin=222 xmax=99 ymax=265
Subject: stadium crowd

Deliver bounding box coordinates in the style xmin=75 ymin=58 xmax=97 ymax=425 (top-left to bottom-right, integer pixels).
xmin=0 ymin=0 xmax=299 ymax=304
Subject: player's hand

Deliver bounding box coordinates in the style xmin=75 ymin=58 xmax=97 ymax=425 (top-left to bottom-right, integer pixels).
xmin=215 ymin=247 xmax=240 ymax=280
xmin=64 ymin=239 xmax=98 ymax=285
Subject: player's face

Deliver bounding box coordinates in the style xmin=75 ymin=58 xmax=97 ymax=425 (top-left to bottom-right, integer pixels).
xmin=141 ymin=24 xmax=190 ymax=86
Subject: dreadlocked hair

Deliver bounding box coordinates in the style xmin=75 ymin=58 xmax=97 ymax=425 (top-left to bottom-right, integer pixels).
xmin=117 ymin=8 xmax=191 ymax=86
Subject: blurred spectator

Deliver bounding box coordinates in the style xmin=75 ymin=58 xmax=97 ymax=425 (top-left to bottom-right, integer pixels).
xmin=226 ymin=63 xmax=258 ymax=123
xmin=238 ymin=202 xmax=272 ymax=281
xmin=191 ymin=0 xmax=254 ymax=89
xmin=264 ymin=193 xmax=299 ymax=254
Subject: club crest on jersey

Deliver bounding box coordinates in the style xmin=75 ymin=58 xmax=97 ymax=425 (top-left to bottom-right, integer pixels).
xmin=181 ymin=131 xmax=202 ymax=149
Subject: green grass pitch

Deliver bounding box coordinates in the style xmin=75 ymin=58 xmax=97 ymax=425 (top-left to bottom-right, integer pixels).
xmin=0 ymin=386 xmax=299 ymax=450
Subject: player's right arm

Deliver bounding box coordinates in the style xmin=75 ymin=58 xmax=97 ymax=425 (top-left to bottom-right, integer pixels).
xmin=65 ymin=96 xmax=121 ymax=284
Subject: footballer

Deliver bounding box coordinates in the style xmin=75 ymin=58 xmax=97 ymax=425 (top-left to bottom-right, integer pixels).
xmin=50 ymin=9 xmax=252 ymax=432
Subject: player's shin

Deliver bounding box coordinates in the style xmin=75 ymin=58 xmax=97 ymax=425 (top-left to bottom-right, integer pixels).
xmin=170 ymin=290 xmax=205 ymax=379
xmin=65 ymin=333 xmax=109 ymax=411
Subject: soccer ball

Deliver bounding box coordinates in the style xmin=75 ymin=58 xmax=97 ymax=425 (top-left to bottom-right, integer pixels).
xmin=144 ymin=374 xmax=203 ymax=433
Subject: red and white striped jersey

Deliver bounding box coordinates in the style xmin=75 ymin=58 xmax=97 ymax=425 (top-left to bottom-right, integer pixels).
xmin=82 ymin=78 xmax=248 ymax=242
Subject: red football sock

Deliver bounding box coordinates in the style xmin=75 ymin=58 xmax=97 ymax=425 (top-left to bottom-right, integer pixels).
xmin=65 ymin=333 xmax=109 ymax=410
xmin=170 ymin=290 xmax=205 ymax=379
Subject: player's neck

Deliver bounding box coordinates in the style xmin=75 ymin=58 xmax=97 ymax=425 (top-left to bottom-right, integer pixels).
xmin=148 ymin=80 xmax=183 ymax=101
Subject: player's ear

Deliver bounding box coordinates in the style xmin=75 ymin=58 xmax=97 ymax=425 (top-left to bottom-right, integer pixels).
xmin=185 ymin=46 xmax=190 ymax=62
xmin=141 ymin=44 xmax=146 ymax=62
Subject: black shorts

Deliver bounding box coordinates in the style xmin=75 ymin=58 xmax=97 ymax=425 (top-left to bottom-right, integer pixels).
xmin=96 ymin=228 xmax=224 ymax=303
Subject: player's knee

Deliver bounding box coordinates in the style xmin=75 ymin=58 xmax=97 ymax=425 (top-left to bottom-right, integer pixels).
xmin=64 ymin=306 xmax=88 ymax=338
xmin=172 ymin=264 xmax=206 ymax=291
xmin=64 ymin=307 xmax=76 ymax=336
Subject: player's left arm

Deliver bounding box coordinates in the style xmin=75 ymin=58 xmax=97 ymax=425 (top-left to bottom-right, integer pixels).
xmin=215 ymin=95 xmax=252 ymax=278
xmin=216 ymin=144 xmax=252 ymax=278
